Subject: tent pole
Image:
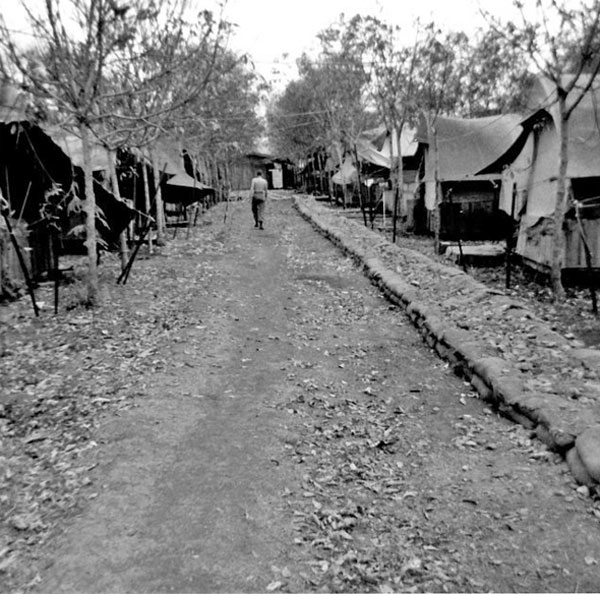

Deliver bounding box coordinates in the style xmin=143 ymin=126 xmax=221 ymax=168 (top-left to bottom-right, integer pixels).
xmin=117 ymin=166 xmax=167 ymax=284
xmin=0 ymin=201 xmax=39 ymax=317
xmin=353 ymin=144 xmax=368 ymax=227
xmin=449 ymin=190 xmax=466 ymax=272
xmin=506 ymin=183 xmax=517 ymax=289
xmin=575 ymin=200 xmax=598 ymax=315
xmin=53 ymin=228 xmax=60 ymax=315
xmin=141 ymin=162 xmax=153 ymax=254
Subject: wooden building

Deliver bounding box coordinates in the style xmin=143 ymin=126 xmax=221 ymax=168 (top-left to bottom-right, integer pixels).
xmin=229 ymin=152 xmax=295 ymax=192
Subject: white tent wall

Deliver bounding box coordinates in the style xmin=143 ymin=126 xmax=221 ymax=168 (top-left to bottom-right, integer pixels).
xmin=499 ymin=133 xmax=534 ymax=218
xmin=501 ymin=117 xmax=600 ymax=271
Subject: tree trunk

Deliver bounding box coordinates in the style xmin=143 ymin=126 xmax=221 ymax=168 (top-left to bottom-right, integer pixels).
xmin=333 ymin=144 xmax=346 ymax=208
xmin=431 ymin=121 xmax=442 ymax=254
xmin=141 ymin=162 xmax=153 ymax=254
xmin=353 ymin=144 xmax=368 ymax=227
xmin=107 ymin=154 xmax=129 ymax=269
xmin=151 ymin=151 xmax=166 ymax=246
xmin=80 ymin=124 xmax=99 ymax=305
xmin=318 ymin=152 xmax=326 ymax=195
xmin=391 ymin=127 xmax=404 ymax=243
xmin=326 ymin=166 xmax=332 ymax=202
xmin=551 ymin=95 xmax=568 ymax=301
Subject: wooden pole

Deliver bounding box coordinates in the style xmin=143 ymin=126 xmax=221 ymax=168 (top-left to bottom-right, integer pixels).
xmin=107 ymin=153 xmax=129 ymax=270
xmin=151 ymin=151 xmax=166 ymax=246
xmin=448 ymin=190 xmax=466 ymax=272
xmin=506 ymin=183 xmax=517 ymax=289
xmin=186 ymin=171 xmax=199 ymax=240
xmin=575 ymin=201 xmax=598 ymax=315
xmin=141 ymin=161 xmax=153 ymax=254
xmin=391 ymin=127 xmax=401 ymax=243
xmin=353 ymin=144 xmax=368 ymax=227
xmin=0 ymin=202 xmax=39 ymax=316
xmin=52 ymin=228 xmax=60 ymax=315
xmin=432 ymin=118 xmax=442 ymax=255
xmin=117 ymin=166 xmax=168 ymax=285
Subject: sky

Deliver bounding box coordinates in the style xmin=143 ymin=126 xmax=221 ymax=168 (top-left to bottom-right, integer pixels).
xmin=221 ymin=0 xmax=520 ymax=87
xmin=2 ymin=0 xmax=520 ymax=89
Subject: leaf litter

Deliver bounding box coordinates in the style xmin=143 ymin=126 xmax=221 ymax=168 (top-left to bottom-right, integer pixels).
xmin=0 ymin=208 xmax=233 ymax=591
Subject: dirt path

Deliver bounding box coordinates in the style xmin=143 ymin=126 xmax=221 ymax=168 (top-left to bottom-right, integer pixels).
xmin=38 ymin=194 xmax=600 ymax=593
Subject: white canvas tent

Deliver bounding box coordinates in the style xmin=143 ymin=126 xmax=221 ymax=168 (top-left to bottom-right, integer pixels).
xmin=330 ymin=127 xmax=417 ymax=186
xmin=498 ymin=74 xmax=600 ymax=272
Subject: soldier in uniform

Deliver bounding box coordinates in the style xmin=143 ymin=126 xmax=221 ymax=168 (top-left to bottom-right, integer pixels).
xmin=249 ymin=170 xmax=268 ymax=230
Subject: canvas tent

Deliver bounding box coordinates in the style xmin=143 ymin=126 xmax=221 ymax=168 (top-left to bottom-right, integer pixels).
xmin=164 ymin=171 xmax=215 ymax=206
xmin=46 ymin=128 xmax=114 ymax=172
xmin=330 ymin=127 xmax=418 ymax=186
xmin=377 ymin=127 xmax=419 ymax=225
xmin=497 ymin=74 xmax=600 ymax=275
xmin=416 ymin=113 xmax=522 ymax=240
xmin=133 ymin=140 xmax=216 ymax=220
xmin=0 ymin=121 xmax=135 ymax=280
xmin=329 ymin=126 xmax=420 ymax=224
xmin=0 ymin=80 xmax=134 ymax=264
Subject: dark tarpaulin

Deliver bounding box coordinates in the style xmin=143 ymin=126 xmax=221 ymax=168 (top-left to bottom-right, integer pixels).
xmin=0 ymin=121 xmax=135 ymax=249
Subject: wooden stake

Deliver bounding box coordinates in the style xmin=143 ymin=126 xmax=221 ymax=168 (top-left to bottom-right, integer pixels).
xmin=575 ymin=201 xmax=598 ymax=315
xmin=117 ymin=166 xmax=167 ymax=285
xmin=353 ymin=144 xmax=368 ymax=227
xmin=0 ymin=204 xmax=39 ymax=316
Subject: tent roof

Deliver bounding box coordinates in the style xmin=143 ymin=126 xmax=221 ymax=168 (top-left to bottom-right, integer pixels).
xmin=346 ymin=126 xmax=418 ymax=171
xmin=523 ymin=74 xmax=600 ymax=178
xmin=166 ymin=172 xmax=213 ymax=190
xmin=379 ymin=127 xmax=419 ymax=159
xmin=0 ymin=81 xmax=29 ymax=123
xmin=0 ymin=121 xmax=134 ymax=241
xmin=417 ymin=113 xmax=522 ymax=181
xmin=331 ymin=157 xmax=357 ymax=185
xmin=44 ymin=128 xmax=114 ymax=172
xmin=356 ymin=139 xmax=390 ymax=169
xmin=359 ymin=124 xmax=388 ymax=148
xmin=140 ymin=139 xmax=186 ymax=175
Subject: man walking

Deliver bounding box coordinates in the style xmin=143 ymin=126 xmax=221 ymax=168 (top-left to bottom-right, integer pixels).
xmin=249 ymin=170 xmax=268 ymax=230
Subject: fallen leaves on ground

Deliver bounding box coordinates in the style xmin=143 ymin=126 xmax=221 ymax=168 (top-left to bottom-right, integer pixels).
xmin=0 ymin=206 xmax=234 ymax=591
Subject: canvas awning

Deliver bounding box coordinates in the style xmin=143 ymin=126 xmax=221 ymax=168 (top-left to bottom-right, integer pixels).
xmin=331 ymin=157 xmax=357 ymax=185
xmin=0 ymin=81 xmax=28 ymax=123
xmin=140 ymin=140 xmax=185 ymax=175
xmin=523 ymin=74 xmax=600 ymax=178
xmin=380 ymin=128 xmax=419 ymax=158
xmin=166 ymin=172 xmax=213 ymax=191
xmin=44 ymin=128 xmax=115 ymax=172
xmin=163 ymin=172 xmax=214 ymax=205
xmin=417 ymin=113 xmax=522 ymax=182
xmin=356 ymin=139 xmax=390 ymax=169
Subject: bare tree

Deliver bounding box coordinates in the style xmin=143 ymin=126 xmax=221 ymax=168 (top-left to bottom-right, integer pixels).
xmin=0 ymin=0 xmax=230 ymax=304
xmin=492 ymin=0 xmax=600 ymax=300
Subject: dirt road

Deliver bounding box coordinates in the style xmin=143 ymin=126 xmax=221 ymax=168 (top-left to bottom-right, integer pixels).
xmin=38 ymin=194 xmax=600 ymax=592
